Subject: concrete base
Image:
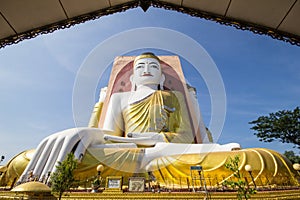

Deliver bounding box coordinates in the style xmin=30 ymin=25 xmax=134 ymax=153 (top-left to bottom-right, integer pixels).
xmin=2 ymin=189 xmax=300 ymax=200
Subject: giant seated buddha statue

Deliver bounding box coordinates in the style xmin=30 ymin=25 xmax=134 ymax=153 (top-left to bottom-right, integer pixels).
xmin=0 ymin=53 xmax=299 ymax=188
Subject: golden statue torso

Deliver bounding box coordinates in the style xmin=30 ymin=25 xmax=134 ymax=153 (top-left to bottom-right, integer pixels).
xmin=122 ymin=90 xmax=194 ymax=143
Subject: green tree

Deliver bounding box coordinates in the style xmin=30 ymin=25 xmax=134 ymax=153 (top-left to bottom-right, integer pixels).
xmin=249 ymin=107 xmax=300 ymax=149
xmin=223 ymin=155 xmax=256 ymax=200
xmin=284 ymin=150 xmax=300 ymax=164
xmin=50 ymin=153 xmax=78 ymax=200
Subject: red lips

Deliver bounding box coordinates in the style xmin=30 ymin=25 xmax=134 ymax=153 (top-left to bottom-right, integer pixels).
xmin=142 ymin=73 xmax=153 ymax=76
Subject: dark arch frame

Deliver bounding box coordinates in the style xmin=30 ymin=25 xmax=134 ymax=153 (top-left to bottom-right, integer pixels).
xmin=1 ymin=0 xmax=299 ymax=49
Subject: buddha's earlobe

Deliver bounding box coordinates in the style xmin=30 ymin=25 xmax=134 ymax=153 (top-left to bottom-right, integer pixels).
xmin=160 ymin=74 xmax=165 ymax=90
xmin=130 ymin=75 xmax=136 ymax=91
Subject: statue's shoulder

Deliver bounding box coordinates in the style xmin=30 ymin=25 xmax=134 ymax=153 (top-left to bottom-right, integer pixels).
xmin=161 ymin=90 xmax=183 ymax=98
xmin=110 ymin=91 xmax=131 ymax=99
xmin=110 ymin=92 xmax=131 ymax=108
xmin=160 ymin=90 xmax=186 ymax=106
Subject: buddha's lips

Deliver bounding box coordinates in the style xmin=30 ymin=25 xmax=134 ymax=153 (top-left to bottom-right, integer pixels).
xmin=142 ymin=74 xmax=153 ymax=76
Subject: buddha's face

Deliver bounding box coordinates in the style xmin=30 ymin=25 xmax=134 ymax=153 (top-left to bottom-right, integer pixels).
xmin=133 ymin=57 xmax=162 ymax=86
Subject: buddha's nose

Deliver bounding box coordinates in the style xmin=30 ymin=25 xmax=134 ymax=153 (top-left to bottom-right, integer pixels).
xmin=143 ymin=64 xmax=150 ymax=73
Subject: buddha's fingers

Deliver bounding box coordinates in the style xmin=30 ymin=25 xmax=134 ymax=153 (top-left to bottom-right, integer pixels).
xmin=40 ymin=135 xmax=66 ymax=181
xmin=19 ymin=138 xmax=49 ymax=182
xmin=73 ymin=128 xmax=108 ymax=160
xmin=32 ymin=137 xmax=56 ymax=176
xmin=51 ymin=128 xmax=83 ymax=173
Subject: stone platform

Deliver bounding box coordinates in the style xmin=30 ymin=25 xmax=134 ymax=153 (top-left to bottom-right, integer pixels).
xmin=1 ymin=189 xmax=300 ymax=200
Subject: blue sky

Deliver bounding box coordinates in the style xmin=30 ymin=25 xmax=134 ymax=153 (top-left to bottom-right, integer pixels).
xmin=0 ymin=7 xmax=300 ymax=162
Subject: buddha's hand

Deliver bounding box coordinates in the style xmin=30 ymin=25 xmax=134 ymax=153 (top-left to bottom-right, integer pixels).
xmin=127 ymin=132 xmax=167 ymax=142
xmin=104 ymin=132 xmax=167 ymax=146
xmin=19 ymin=128 xmax=105 ymax=183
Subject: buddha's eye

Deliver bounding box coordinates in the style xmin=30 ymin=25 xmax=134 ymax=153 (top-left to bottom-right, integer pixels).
xmin=151 ymin=65 xmax=159 ymax=69
xmin=135 ymin=64 xmax=144 ymax=69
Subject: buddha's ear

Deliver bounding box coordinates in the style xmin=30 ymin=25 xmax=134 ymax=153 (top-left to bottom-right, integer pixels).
xmin=130 ymin=75 xmax=136 ymax=91
xmin=160 ymin=74 xmax=165 ymax=90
